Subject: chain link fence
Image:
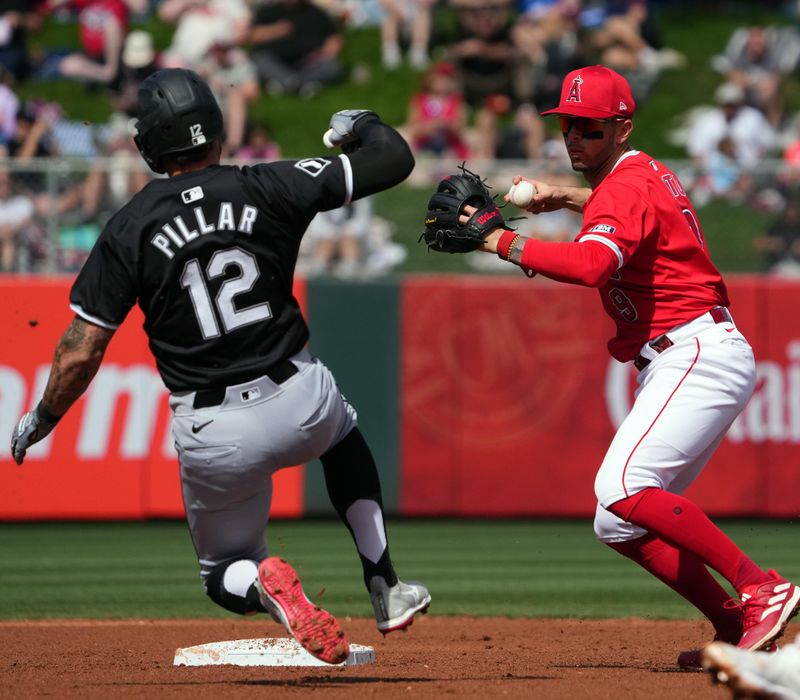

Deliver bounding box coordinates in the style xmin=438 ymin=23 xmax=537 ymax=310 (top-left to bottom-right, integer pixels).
xmin=0 ymin=155 xmax=797 ymax=275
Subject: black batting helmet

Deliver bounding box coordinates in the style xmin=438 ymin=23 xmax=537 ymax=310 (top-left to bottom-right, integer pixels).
xmin=134 ymin=68 xmax=223 ymax=174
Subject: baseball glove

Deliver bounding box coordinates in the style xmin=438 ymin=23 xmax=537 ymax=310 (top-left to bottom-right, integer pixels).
xmin=421 ymin=166 xmax=506 ymax=254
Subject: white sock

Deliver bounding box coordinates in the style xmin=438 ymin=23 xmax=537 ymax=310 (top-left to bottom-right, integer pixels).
xmin=345 ymin=499 xmax=387 ymax=564
xmin=223 ymin=559 xmax=259 ymax=598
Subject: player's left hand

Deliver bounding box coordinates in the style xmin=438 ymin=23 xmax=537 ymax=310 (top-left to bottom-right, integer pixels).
xmin=421 ymin=166 xmax=505 ymax=254
xmin=10 ymin=403 xmax=59 ymax=466
xmin=458 ymin=204 xmax=504 ymax=254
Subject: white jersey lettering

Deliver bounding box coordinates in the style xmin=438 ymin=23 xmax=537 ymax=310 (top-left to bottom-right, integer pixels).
xmin=218 ymin=202 xmax=235 ymax=231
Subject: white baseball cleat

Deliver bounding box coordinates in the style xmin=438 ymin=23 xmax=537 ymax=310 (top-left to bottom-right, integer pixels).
xmin=702 ymin=636 xmax=800 ymax=700
xmin=369 ymin=576 xmax=431 ymax=634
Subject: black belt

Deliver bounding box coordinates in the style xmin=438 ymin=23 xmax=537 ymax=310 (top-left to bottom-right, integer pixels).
xmin=192 ymin=359 xmax=299 ymax=409
xmin=633 ymin=306 xmax=733 ymax=372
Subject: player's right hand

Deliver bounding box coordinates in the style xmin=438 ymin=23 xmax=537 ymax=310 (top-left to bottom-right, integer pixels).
xmin=10 ymin=403 xmax=59 ymax=466
xmin=504 ymin=176 xmax=560 ymax=214
xmin=322 ymin=109 xmax=378 ymax=149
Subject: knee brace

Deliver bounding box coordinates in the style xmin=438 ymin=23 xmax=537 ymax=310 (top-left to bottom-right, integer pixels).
xmin=203 ymin=559 xmax=265 ymax=615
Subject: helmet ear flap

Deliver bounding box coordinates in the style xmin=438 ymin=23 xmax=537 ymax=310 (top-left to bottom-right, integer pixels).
xmin=133 ymin=131 xmax=165 ymax=174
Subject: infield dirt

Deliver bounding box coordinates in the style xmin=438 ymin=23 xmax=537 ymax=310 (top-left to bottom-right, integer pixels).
xmin=1 ymin=617 xmax=735 ymax=699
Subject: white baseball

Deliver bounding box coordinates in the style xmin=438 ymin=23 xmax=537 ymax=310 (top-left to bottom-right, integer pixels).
xmin=509 ymin=181 xmax=537 ymax=208
xmin=322 ymin=128 xmax=337 ymax=148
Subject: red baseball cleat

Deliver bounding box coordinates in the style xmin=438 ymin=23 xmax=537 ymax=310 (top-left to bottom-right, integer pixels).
xmin=737 ymin=570 xmax=800 ymax=651
xmin=256 ymin=557 xmax=350 ymax=664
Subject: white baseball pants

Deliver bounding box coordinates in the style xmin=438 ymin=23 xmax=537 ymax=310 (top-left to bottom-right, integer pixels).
xmin=594 ymin=311 xmax=757 ymax=543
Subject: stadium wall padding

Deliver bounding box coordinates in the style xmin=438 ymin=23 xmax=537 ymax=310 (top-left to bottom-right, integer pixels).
xmin=303 ymin=278 xmax=400 ymax=515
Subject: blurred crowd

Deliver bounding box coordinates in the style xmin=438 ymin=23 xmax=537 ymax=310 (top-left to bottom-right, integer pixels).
xmin=0 ymin=0 xmax=799 ymax=277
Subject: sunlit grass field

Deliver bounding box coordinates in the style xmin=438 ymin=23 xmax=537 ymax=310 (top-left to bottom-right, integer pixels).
xmin=2 ymin=519 xmax=797 ymax=620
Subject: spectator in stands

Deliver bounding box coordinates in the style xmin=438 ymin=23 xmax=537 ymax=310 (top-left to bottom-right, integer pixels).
xmin=378 ymin=0 xmax=436 ymax=70
xmin=298 ymin=198 xmax=405 ymax=278
xmin=446 ymin=0 xmax=529 ymax=110
xmin=100 ymin=112 xmax=149 ymax=208
xmin=754 ymin=192 xmax=800 ymax=276
xmin=0 ymin=67 xmax=18 ymax=149
xmin=784 ymin=126 xmax=800 ymax=174
xmin=711 ymin=25 xmax=800 ymax=128
xmin=300 ymin=198 xmax=373 ymax=278
xmin=0 ymin=167 xmax=35 ymax=272
xmin=248 ymin=0 xmax=344 ymax=98
xmin=51 ymin=0 xmax=148 ymax=88
xmin=585 ymin=0 xmax=685 ymax=77
xmin=198 ymin=42 xmax=260 ymax=155
xmin=685 ymin=82 xmax=776 ymax=172
xmin=110 ymin=29 xmax=159 ymax=117
xmin=0 ymin=2 xmax=44 ymax=81
xmin=511 ymin=0 xmax=580 ymax=109
xmin=5 ymin=100 xmax=59 ymax=160
xmin=234 ymin=122 xmax=282 ymax=162
xmin=690 ymin=135 xmax=752 ymax=207
xmin=472 ymin=99 xmax=545 ymax=160
xmin=446 ymin=0 xmax=550 ymax=159
xmin=402 ymin=61 xmax=470 ymax=160
xmin=159 ymin=0 xmax=250 ymax=69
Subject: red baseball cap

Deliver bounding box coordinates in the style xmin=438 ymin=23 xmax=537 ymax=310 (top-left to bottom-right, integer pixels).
xmin=541 ymin=65 xmax=635 ymax=119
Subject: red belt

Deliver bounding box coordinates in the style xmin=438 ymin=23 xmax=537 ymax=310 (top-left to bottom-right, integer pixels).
xmin=633 ymin=306 xmax=733 ymax=371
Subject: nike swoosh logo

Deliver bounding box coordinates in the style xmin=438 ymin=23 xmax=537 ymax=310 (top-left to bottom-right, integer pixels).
xmin=191 ymin=420 xmax=214 ymax=434
xmin=724 ymin=327 xmax=734 ymax=333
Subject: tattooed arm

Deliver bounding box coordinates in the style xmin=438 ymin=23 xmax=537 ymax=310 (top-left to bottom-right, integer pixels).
xmin=42 ymin=317 xmax=115 ymax=416
xmin=10 ymin=317 xmax=114 ymax=465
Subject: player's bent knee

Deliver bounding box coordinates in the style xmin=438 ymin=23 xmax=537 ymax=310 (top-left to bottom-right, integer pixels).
xmin=593 ymin=502 xmax=649 ymax=542
xmin=204 ymin=559 xmax=265 ymax=615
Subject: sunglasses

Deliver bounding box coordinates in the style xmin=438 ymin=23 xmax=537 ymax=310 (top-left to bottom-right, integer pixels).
xmin=558 ymin=116 xmax=624 ymax=139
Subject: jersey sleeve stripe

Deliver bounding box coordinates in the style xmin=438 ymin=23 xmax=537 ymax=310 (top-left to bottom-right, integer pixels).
xmin=69 ymin=303 xmax=120 ymax=330
xmin=339 ymin=153 xmax=354 ymax=205
xmin=579 ymin=234 xmax=624 ymax=270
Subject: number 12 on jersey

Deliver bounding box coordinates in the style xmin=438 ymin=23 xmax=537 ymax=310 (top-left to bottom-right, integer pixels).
xmin=180 ymin=247 xmax=272 ymax=339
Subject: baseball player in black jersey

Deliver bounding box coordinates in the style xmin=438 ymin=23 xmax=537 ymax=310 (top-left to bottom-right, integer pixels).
xmin=10 ymin=68 xmax=430 ymax=664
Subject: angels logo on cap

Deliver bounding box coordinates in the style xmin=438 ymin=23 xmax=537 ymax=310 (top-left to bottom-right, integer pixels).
xmin=541 ymin=65 xmax=635 ymax=120
xmin=566 ymin=75 xmax=583 ymax=104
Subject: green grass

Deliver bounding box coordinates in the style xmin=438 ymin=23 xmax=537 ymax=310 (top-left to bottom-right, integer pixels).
xmin=1 ymin=519 xmax=798 ymax=621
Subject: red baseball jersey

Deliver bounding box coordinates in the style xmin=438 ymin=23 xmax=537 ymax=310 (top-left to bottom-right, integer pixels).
xmin=577 ymin=150 xmax=728 ymax=361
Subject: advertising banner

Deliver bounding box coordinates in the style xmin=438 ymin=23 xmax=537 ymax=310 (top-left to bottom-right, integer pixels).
xmin=400 ymin=276 xmax=800 ymax=517
xmin=0 ymin=277 xmax=305 ymax=519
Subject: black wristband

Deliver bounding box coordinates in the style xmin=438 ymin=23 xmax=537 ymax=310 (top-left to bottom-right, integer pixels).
xmin=36 ymin=401 xmax=63 ymax=425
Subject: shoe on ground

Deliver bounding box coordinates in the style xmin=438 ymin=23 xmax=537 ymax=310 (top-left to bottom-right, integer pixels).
xmin=679 ymin=641 xmax=776 ymax=672
xmin=738 ymin=570 xmax=800 ymax=651
xmin=702 ymin=638 xmax=800 ymax=700
xmin=678 ymin=607 xmax=744 ymax=671
xmin=256 ymin=556 xmax=349 ymax=664
xmin=369 ymin=576 xmax=431 ymax=634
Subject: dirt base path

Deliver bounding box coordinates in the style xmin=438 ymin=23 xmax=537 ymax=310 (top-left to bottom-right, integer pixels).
xmin=1 ymin=617 xmax=731 ymax=699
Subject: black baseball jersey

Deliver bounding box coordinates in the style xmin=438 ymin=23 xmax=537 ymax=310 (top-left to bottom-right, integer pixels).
xmin=70 ymin=155 xmax=352 ymax=391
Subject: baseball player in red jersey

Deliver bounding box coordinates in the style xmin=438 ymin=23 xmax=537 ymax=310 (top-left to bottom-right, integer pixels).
xmin=466 ymin=65 xmax=800 ymax=668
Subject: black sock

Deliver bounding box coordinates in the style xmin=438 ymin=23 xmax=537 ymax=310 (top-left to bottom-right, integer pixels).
xmin=321 ymin=427 xmax=398 ymax=588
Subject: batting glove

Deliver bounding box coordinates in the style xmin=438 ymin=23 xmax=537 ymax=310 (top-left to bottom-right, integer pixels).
xmin=322 ymin=109 xmax=378 ymax=150
xmin=10 ymin=402 xmax=61 ymax=466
